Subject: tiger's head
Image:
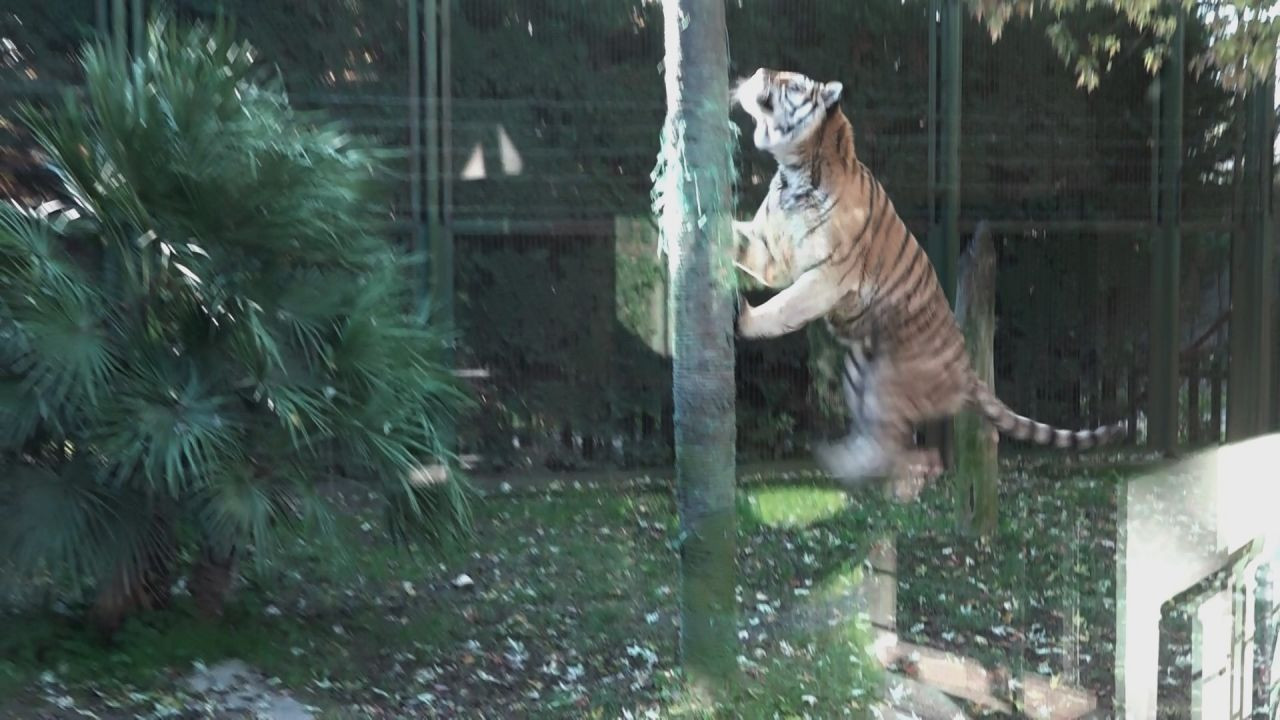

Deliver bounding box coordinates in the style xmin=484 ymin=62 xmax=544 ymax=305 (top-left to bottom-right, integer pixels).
xmin=733 ymin=68 xmax=844 ymax=154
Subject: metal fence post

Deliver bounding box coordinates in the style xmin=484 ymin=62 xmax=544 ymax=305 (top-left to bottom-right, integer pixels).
xmin=424 ymin=0 xmax=453 ymax=329
xmin=409 ymin=0 xmax=429 ymax=308
xmin=1228 ymin=70 xmax=1276 ymax=441
xmin=111 ymin=0 xmax=127 ymax=63
xmin=96 ymin=0 xmax=110 ymax=36
xmin=1149 ymin=6 xmax=1183 ymax=455
xmin=939 ymin=0 xmax=961 ymax=309
xmin=435 ymin=0 xmax=455 ymax=332
xmin=130 ymin=0 xmax=143 ymax=55
xmin=926 ymin=0 xmax=962 ymax=469
xmin=927 ymin=0 xmax=938 ymax=253
xmin=424 ymin=0 xmax=457 ymax=455
xmin=928 ymin=0 xmax=961 ymax=303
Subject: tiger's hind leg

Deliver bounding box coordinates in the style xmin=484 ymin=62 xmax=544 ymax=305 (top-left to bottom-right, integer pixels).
xmin=900 ymin=447 xmax=943 ymax=477
xmin=812 ymin=428 xmax=900 ymax=487
xmin=813 ymin=347 xmax=944 ymax=502
xmin=888 ymin=447 xmax=942 ymax=502
xmin=815 ymin=420 xmax=928 ymax=502
xmin=881 ymin=349 xmax=974 ymax=500
xmin=812 ymin=345 xmax=908 ymax=490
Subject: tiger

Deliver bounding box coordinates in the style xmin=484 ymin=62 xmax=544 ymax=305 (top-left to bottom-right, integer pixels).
xmin=729 ymin=67 xmax=1127 ymax=495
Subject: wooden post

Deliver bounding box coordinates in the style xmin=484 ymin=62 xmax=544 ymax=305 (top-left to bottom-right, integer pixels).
xmin=955 ymin=225 xmax=998 ymax=536
xmin=1227 ymin=72 xmax=1276 ymax=441
xmin=865 ymin=537 xmax=898 ymax=641
xmin=1148 ymin=7 xmax=1184 ymax=456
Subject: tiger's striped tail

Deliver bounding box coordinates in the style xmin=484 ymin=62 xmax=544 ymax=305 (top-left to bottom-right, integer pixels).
xmin=969 ymin=377 xmax=1128 ymax=450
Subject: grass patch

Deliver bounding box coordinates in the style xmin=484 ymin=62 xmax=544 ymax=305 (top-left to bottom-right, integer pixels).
xmin=653 ymin=619 xmax=881 ymax=719
xmin=894 ymin=464 xmax=1130 ymax=702
xmin=1 ymin=480 xmax=891 ymax=718
xmin=1 ymin=462 xmax=1144 ymax=718
xmin=738 ymin=483 xmax=848 ymax=529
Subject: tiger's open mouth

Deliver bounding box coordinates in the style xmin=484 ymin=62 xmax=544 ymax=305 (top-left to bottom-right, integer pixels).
xmin=731 ymin=76 xmax=762 ymax=116
xmin=732 ymin=72 xmax=779 ymax=148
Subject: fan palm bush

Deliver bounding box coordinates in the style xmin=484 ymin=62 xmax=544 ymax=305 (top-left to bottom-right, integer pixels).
xmin=0 ymin=14 xmax=472 ymax=633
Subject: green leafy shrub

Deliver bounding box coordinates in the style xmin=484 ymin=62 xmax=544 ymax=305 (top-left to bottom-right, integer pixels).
xmin=0 ymin=14 xmax=471 ymax=633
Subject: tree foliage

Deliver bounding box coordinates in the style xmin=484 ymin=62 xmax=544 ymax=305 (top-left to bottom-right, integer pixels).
xmin=0 ymin=14 xmax=471 ymax=629
xmin=963 ymin=0 xmax=1280 ymax=92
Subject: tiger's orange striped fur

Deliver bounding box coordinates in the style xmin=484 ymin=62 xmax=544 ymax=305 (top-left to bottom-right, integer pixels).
xmin=730 ymin=68 xmax=1127 ymax=490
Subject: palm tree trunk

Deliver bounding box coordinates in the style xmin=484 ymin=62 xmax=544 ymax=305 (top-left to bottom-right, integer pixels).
xmin=658 ymin=0 xmax=738 ymax=693
xmin=90 ymin=511 xmax=176 ymax=637
xmin=190 ymin=543 xmax=238 ymax=619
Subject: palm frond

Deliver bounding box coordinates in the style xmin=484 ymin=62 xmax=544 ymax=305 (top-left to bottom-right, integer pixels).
xmin=187 ymin=463 xmax=338 ymax=570
xmin=384 ymin=468 xmax=475 ymax=550
xmin=0 ymin=224 xmax=120 ymax=414
xmin=262 ymin=471 xmax=337 ymax=542
xmin=7 ymin=285 xmax=120 ymax=410
xmin=93 ymin=357 xmax=244 ymax=496
xmin=188 ymin=470 xmax=275 ymax=562
xmin=0 ymin=204 xmax=86 ymax=289
xmin=19 ymin=84 xmax=153 ymax=237
xmin=3 ymin=11 xmax=474 ymax=617
xmin=260 ymin=384 xmax=336 ymax=450
xmin=0 ymin=380 xmax=46 ymax=450
xmin=0 ymin=461 xmax=171 ymax=601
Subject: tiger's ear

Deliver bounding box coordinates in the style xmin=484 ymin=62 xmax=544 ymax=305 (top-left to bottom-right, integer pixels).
xmin=820 ymin=81 xmax=844 ymax=108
